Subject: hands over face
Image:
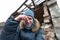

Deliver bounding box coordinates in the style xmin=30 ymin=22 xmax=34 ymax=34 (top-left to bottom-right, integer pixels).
xmin=15 ymin=15 xmax=28 ymax=22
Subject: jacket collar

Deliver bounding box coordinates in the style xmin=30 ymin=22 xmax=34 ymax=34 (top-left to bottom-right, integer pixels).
xmin=19 ymin=18 xmax=40 ymax=32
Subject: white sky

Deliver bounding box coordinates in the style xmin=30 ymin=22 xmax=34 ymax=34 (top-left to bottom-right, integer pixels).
xmin=56 ymin=0 xmax=60 ymax=8
xmin=0 ymin=0 xmax=25 ymax=23
xmin=0 ymin=0 xmax=60 ymax=23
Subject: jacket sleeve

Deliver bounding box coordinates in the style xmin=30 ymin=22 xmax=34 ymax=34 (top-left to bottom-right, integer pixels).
xmin=0 ymin=16 xmax=19 ymax=40
xmin=36 ymin=28 xmax=44 ymax=40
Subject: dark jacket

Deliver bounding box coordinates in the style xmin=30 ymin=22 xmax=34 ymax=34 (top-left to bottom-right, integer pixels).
xmin=0 ymin=16 xmax=44 ymax=40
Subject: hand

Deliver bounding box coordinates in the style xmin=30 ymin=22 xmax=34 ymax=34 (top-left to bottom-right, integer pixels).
xmin=15 ymin=15 xmax=28 ymax=22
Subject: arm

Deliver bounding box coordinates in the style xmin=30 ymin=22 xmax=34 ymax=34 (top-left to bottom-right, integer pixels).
xmin=1 ymin=16 xmax=19 ymax=40
xmin=36 ymin=28 xmax=44 ymax=40
xmin=1 ymin=15 xmax=29 ymax=40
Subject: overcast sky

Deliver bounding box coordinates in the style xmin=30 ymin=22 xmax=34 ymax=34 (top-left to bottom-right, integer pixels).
xmin=0 ymin=0 xmax=26 ymax=23
xmin=57 ymin=0 xmax=60 ymax=8
xmin=0 ymin=0 xmax=60 ymax=23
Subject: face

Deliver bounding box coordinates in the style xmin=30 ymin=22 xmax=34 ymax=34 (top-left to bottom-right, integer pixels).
xmin=25 ymin=16 xmax=33 ymax=27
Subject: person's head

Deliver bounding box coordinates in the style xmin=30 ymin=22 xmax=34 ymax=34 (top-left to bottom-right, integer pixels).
xmin=23 ymin=9 xmax=34 ymax=28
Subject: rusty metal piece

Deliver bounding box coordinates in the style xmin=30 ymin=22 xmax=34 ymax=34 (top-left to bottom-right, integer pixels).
xmin=31 ymin=0 xmax=36 ymax=7
xmin=13 ymin=0 xmax=28 ymax=13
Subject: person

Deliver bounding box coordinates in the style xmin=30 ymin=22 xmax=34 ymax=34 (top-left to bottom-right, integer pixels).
xmin=1 ymin=9 xmax=44 ymax=40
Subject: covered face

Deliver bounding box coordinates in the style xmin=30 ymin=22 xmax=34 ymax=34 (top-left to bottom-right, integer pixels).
xmin=23 ymin=9 xmax=35 ymax=29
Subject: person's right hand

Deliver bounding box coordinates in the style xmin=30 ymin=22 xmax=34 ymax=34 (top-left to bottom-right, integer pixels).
xmin=15 ymin=15 xmax=28 ymax=22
